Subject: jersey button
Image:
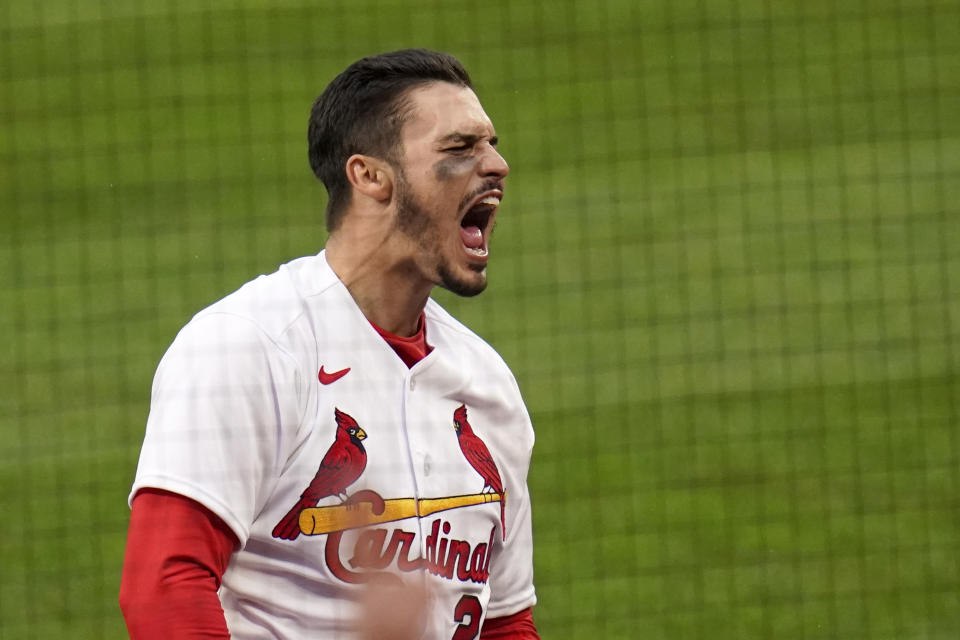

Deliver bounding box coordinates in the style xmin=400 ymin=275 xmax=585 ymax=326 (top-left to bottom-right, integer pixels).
xmin=409 ymin=378 xmax=416 ymax=390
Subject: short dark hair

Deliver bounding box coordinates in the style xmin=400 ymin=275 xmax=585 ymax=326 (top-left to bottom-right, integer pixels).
xmin=308 ymin=49 xmax=473 ymax=232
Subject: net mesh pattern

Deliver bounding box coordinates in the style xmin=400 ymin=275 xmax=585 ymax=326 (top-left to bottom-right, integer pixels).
xmin=1 ymin=1 xmax=958 ymax=637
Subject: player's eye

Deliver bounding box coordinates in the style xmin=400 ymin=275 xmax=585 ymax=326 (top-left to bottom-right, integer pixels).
xmin=444 ymin=144 xmax=469 ymax=153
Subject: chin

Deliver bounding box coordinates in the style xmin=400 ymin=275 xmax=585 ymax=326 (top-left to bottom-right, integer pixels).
xmin=438 ymin=263 xmax=487 ymax=297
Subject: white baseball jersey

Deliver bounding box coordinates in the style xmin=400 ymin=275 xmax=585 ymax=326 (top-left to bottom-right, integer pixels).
xmin=130 ymin=250 xmax=536 ymax=639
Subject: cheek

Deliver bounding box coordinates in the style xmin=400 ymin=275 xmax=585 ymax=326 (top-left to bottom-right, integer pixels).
xmin=433 ymin=156 xmax=477 ymax=181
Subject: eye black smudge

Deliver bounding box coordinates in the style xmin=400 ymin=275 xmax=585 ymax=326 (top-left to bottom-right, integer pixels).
xmin=434 ymin=156 xmax=474 ymax=181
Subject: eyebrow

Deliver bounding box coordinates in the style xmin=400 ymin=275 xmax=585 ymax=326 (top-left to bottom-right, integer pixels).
xmin=438 ymin=133 xmax=499 ymax=147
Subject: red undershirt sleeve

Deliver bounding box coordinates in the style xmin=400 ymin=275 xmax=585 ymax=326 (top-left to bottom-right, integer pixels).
xmin=480 ymin=608 xmax=540 ymax=639
xmin=119 ymin=488 xmax=238 ymax=639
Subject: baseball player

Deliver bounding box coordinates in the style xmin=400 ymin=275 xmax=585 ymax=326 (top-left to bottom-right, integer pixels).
xmin=119 ymin=49 xmax=539 ymax=639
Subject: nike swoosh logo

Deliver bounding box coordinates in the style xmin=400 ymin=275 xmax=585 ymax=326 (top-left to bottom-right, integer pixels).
xmin=318 ymin=366 xmax=351 ymax=385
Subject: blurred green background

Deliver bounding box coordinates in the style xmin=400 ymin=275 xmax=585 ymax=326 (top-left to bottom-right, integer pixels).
xmin=2 ymin=0 xmax=958 ymax=637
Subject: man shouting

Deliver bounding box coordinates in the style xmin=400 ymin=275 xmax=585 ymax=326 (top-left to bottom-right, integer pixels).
xmin=120 ymin=49 xmax=539 ymax=639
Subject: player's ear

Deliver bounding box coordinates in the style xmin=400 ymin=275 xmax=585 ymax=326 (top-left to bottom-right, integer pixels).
xmin=345 ymin=154 xmax=393 ymax=203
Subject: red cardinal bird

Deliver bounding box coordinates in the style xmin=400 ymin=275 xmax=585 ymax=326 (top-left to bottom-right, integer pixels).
xmin=272 ymin=408 xmax=368 ymax=540
xmin=453 ymin=404 xmax=506 ymax=539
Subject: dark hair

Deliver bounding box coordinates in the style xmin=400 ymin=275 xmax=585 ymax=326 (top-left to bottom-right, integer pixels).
xmin=308 ymin=49 xmax=473 ymax=232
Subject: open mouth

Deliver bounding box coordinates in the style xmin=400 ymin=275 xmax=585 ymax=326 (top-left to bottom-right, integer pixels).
xmin=459 ymin=192 xmax=501 ymax=258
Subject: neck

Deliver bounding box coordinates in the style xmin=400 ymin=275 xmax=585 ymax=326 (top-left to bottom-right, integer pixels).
xmin=325 ymin=230 xmax=433 ymax=337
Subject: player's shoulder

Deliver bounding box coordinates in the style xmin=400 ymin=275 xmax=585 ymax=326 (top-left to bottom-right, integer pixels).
xmin=425 ymin=300 xmax=534 ymax=446
xmin=425 ymin=299 xmax=498 ymax=353
xmin=187 ymin=251 xmax=338 ymax=343
xmin=424 ymin=299 xmax=514 ymax=378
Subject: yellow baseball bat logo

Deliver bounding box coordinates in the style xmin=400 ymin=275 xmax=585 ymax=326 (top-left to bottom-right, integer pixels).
xmin=298 ymin=490 xmax=504 ymax=536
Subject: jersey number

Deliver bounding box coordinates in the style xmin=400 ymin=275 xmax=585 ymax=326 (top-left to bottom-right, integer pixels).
xmin=451 ymin=594 xmax=482 ymax=640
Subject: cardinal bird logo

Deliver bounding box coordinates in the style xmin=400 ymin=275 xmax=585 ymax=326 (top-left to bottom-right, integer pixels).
xmin=272 ymin=408 xmax=368 ymax=540
xmin=453 ymin=404 xmax=506 ymax=540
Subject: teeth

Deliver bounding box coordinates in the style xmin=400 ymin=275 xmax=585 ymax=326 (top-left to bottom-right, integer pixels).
xmin=479 ymin=195 xmax=501 ymax=206
xmin=466 ymin=247 xmax=488 ymax=257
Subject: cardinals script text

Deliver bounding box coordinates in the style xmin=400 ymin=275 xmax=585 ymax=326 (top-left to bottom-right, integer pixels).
xmin=325 ymin=518 xmax=496 ymax=585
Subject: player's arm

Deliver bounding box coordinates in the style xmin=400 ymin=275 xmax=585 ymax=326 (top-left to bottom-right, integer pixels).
xmin=119 ymin=489 xmax=238 ymax=639
xmin=481 ymin=369 xmax=540 ymax=638
xmin=479 ymin=455 xmax=540 ymax=640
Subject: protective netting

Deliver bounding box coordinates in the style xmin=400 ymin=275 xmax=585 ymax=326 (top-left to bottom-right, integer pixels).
xmin=2 ymin=1 xmax=958 ymax=637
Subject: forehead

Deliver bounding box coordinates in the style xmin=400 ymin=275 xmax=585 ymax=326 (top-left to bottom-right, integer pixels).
xmin=401 ymin=82 xmax=494 ymax=144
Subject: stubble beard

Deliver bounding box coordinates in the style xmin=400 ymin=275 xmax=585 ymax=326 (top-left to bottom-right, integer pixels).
xmin=394 ymin=172 xmax=487 ymax=298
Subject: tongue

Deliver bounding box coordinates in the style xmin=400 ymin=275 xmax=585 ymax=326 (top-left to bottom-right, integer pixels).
xmin=460 ymin=225 xmax=483 ymax=249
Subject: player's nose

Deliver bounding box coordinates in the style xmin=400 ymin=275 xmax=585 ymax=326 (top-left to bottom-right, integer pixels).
xmin=479 ymin=145 xmax=509 ymax=179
